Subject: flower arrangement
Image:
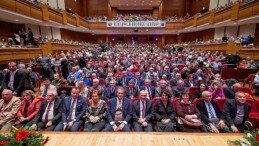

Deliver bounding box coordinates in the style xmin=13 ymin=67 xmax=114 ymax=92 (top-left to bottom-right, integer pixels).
xmin=230 ymin=130 xmax=259 ymax=146
xmin=0 ymin=127 xmax=48 ymax=146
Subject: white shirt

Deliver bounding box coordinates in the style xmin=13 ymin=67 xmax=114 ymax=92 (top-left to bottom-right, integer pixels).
xmin=42 ymin=101 xmax=55 ymax=122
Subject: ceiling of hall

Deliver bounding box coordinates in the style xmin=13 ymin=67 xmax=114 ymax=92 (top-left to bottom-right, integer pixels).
xmin=109 ymin=0 xmax=162 ymax=9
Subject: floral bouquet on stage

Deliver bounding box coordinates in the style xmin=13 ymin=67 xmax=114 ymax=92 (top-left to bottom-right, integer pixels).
xmin=230 ymin=130 xmax=259 ymax=146
xmin=0 ymin=126 xmax=49 ymax=146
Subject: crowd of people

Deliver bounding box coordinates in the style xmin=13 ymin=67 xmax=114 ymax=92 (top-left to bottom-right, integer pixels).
xmin=0 ymin=42 xmax=256 ymax=133
xmin=113 ymin=14 xmax=158 ymax=21
xmin=163 ymin=13 xmax=190 ymax=22
xmin=84 ymin=16 xmax=108 ymax=22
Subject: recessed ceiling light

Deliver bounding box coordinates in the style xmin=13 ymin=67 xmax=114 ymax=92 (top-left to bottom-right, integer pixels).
xmin=15 ymin=19 xmax=19 ymax=21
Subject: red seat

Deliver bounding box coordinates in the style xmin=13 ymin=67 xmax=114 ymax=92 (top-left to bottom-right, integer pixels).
xmin=131 ymin=98 xmax=138 ymax=105
xmin=176 ymin=64 xmax=185 ymax=70
xmin=214 ymin=98 xmax=227 ymax=111
xmin=152 ymin=97 xmax=160 ymax=105
xmin=240 ymin=87 xmax=254 ymax=100
xmin=193 ymin=98 xmax=202 ymax=105
xmin=188 ymin=87 xmax=197 ymax=97
xmin=247 ymin=99 xmax=259 ymax=128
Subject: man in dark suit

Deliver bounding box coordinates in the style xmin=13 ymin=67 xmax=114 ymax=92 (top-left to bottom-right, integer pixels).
xmin=87 ymin=78 xmax=105 ymax=100
xmin=132 ymin=90 xmax=153 ymax=132
xmin=223 ymin=91 xmax=252 ymax=133
xmin=54 ymin=88 xmax=87 ymax=132
xmin=224 ymin=83 xmax=241 ymax=99
xmin=104 ymin=80 xmax=118 ymax=99
xmin=103 ymin=87 xmax=132 ymax=132
xmin=2 ymin=62 xmax=26 ymax=97
xmin=196 ymin=91 xmax=230 ymax=133
xmin=124 ymin=79 xmax=139 ymax=99
xmin=155 ymin=80 xmax=173 ymax=98
xmin=116 ymin=71 xmax=130 ymax=87
xmin=30 ymin=90 xmax=62 ymax=131
xmin=139 ymin=79 xmax=155 ymax=100
xmin=133 ymin=72 xmax=144 ymax=90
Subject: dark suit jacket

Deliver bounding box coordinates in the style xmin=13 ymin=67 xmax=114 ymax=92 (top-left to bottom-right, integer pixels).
xmin=104 ymin=87 xmax=118 ymax=99
xmin=154 ymin=99 xmax=176 ymax=123
xmin=224 ymin=87 xmax=236 ymax=99
xmin=223 ymin=99 xmax=251 ymax=126
xmin=132 ymin=99 xmax=153 ymax=122
xmin=33 ymin=98 xmax=63 ymax=125
xmin=133 ymin=78 xmax=144 ymax=89
xmin=61 ymin=96 xmax=87 ymax=123
xmin=2 ymin=70 xmax=26 ymax=96
xmin=139 ymin=85 xmax=155 ymax=99
xmin=196 ymin=100 xmax=224 ymax=125
xmin=124 ymin=86 xmax=139 ymax=99
xmin=116 ymin=76 xmax=130 ymax=87
xmin=107 ymin=97 xmax=132 ymax=123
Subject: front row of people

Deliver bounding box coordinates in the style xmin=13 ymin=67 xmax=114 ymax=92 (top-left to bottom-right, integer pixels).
xmin=0 ymin=87 xmax=252 ymax=133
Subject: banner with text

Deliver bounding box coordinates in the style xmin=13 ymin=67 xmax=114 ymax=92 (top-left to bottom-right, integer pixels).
xmin=106 ymin=21 xmax=166 ymax=27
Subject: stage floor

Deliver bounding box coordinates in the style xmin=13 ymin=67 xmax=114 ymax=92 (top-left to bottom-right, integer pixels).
xmin=42 ymin=132 xmax=243 ymax=146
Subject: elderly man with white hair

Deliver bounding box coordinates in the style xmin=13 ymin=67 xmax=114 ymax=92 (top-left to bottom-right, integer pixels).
xmin=87 ymin=78 xmax=105 ymax=100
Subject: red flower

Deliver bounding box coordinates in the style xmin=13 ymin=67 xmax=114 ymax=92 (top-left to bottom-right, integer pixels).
xmin=0 ymin=141 xmax=8 ymax=146
xmin=15 ymin=130 xmax=30 ymax=141
xmin=256 ymin=134 xmax=259 ymax=141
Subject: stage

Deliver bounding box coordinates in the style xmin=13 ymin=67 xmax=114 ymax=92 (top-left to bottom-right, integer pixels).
xmin=42 ymin=132 xmax=243 ymax=146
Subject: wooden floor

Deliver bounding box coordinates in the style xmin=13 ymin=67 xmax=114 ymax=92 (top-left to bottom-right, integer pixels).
xmin=42 ymin=132 xmax=243 ymax=146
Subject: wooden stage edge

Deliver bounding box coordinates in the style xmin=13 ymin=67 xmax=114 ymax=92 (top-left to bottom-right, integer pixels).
xmin=40 ymin=132 xmax=244 ymax=146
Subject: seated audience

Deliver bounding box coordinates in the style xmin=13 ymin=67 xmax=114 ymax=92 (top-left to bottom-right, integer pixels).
xmin=208 ymin=80 xmax=225 ymax=99
xmin=15 ymin=90 xmax=41 ymax=128
xmin=54 ymin=88 xmax=87 ymax=132
xmin=192 ymin=82 xmax=208 ymax=101
xmin=84 ymin=90 xmax=107 ymax=132
xmin=175 ymin=91 xmax=202 ymax=132
xmin=124 ymin=79 xmax=139 ymax=99
xmin=30 ymin=90 xmax=62 ymax=131
xmin=39 ymin=78 xmax=57 ymax=97
xmin=154 ymin=89 xmax=175 ymax=132
xmin=196 ymin=91 xmax=230 ymax=133
xmin=104 ymin=88 xmax=132 ymax=132
xmin=224 ymin=83 xmax=241 ymax=99
xmin=223 ymin=92 xmax=252 ymax=133
xmin=0 ymin=89 xmax=21 ymax=130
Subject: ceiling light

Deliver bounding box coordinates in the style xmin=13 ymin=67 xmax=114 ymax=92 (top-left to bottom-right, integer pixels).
xmin=15 ymin=19 xmax=19 ymax=21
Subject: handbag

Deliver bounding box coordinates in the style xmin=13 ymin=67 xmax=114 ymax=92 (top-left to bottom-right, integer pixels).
xmin=178 ymin=117 xmax=203 ymax=129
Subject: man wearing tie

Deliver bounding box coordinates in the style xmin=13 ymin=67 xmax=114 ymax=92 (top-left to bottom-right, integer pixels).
xmin=104 ymin=87 xmax=132 ymax=132
xmin=132 ymin=90 xmax=153 ymax=132
xmin=133 ymin=72 xmax=144 ymax=90
xmin=196 ymin=91 xmax=230 ymax=133
xmin=124 ymin=79 xmax=138 ymax=99
xmin=30 ymin=90 xmax=62 ymax=131
xmin=54 ymin=88 xmax=87 ymax=132
xmin=104 ymin=80 xmax=118 ymax=99
xmin=38 ymin=78 xmax=57 ymax=97
xmin=139 ymin=79 xmax=155 ymax=100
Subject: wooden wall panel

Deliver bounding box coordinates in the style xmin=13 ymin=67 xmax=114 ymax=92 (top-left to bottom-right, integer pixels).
xmin=162 ymin=0 xmax=186 ymax=18
xmin=254 ymin=23 xmax=259 ymax=47
xmin=64 ymin=0 xmax=84 ymax=16
xmin=0 ymin=21 xmax=25 ymax=41
xmin=60 ymin=29 xmax=93 ymax=42
xmin=180 ymin=28 xmax=215 ymax=42
xmin=87 ymin=0 xmax=108 ymax=16
xmin=117 ymin=10 xmax=153 ymax=15
xmin=94 ymin=35 xmax=107 ymax=44
xmin=186 ymin=0 xmax=210 ymax=16
xmin=164 ymin=35 xmax=178 ymax=44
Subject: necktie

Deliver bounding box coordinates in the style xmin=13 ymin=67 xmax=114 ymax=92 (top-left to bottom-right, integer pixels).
xmin=44 ymin=101 xmax=52 ymax=123
xmin=147 ymin=87 xmax=152 ymax=99
xmin=111 ymin=88 xmax=114 ymax=93
xmin=208 ymin=103 xmax=215 ymax=118
xmin=130 ymin=88 xmax=133 ymax=98
xmin=24 ymin=101 xmax=30 ymax=118
xmin=142 ymin=101 xmax=145 ymax=118
xmin=68 ymin=99 xmax=76 ymax=121
xmin=43 ymin=86 xmax=48 ymax=97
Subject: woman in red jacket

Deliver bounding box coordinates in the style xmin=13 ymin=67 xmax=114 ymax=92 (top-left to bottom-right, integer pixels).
xmin=15 ymin=90 xmax=42 ymax=128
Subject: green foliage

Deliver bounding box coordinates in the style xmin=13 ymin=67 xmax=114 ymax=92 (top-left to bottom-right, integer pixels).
xmin=0 ymin=127 xmax=46 ymax=146
xmin=230 ymin=130 xmax=259 ymax=146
